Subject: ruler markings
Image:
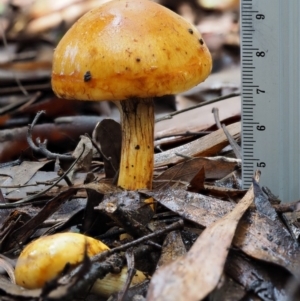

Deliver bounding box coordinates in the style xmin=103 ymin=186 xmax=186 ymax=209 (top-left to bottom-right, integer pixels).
xmin=241 ymin=0 xmax=300 ymax=201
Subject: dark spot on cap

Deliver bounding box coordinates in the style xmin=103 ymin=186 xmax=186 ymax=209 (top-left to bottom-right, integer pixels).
xmin=136 ymin=58 xmax=141 ymax=62
xmin=84 ymin=71 xmax=91 ymax=82
xmin=188 ymin=28 xmax=193 ymax=34
xmin=199 ymin=39 xmax=204 ymax=45
xmin=135 ymin=145 xmax=140 ymax=150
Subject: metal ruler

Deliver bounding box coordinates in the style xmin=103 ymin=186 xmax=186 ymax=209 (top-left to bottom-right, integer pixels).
xmin=241 ymin=0 xmax=300 ymax=202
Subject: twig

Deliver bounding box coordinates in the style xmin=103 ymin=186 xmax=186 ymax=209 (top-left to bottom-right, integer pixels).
xmin=212 ymin=107 xmax=241 ymax=159
xmin=84 ymin=133 xmax=120 ymax=185
xmin=155 ymin=131 xmax=212 ymax=141
xmin=0 ymin=182 xmax=55 ymax=189
xmin=91 ymin=220 xmax=184 ymax=263
xmin=117 ymin=249 xmax=136 ymax=301
xmin=0 ymin=82 xmax=51 ymax=95
xmin=0 ymin=157 xmax=23 ymax=169
xmin=175 ymin=153 xmax=193 ymax=160
xmin=155 ymin=92 xmax=240 ymax=123
xmin=212 ymin=107 xmax=222 ymax=129
xmin=27 ymin=111 xmax=73 ymax=160
xmin=0 ymin=92 xmax=40 ymax=115
xmin=222 ymin=123 xmax=241 ymax=159
xmin=84 ymin=133 xmax=117 ymax=172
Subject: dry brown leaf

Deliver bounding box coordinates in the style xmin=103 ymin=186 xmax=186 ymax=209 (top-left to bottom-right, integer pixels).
xmin=147 ymin=173 xmax=258 ymax=301
xmin=93 ymin=119 xmax=121 ymax=178
xmin=0 ymin=171 xmax=87 ymax=201
xmin=154 ymin=155 xmax=236 ymax=191
xmin=1 ymin=188 xmax=77 ymax=252
xmin=0 ymin=256 xmax=15 ymax=283
xmin=0 ymin=161 xmax=50 ymax=194
xmin=154 ymin=159 xmax=203 ymax=190
xmin=225 ymin=250 xmax=290 ymax=301
xmin=71 ymin=135 xmax=93 ymax=173
xmin=155 ymin=96 xmax=240 ymax=140
xmin=233 ymin=209 xmax=300 ymax=277
xmin=157 ymin=231 xmax=187 ymax=269
xmin=150 ymin=186 xmax=300 ymax=278
xmin=154 ymin=121 xmax=240 ymax=167
xmin=152 ymin=188 xmax=234 ymax=226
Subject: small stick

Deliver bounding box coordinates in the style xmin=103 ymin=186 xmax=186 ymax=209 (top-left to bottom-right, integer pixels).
xmin=91 ymin=220 xmax=184 ymax=263
xmin=27 ymin=111 xmax=73 ymax=160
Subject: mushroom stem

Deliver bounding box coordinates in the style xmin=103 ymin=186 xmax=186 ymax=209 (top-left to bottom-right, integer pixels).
xmin=115 ymin=98 xmax=154 ymax=191
xmin=91 ymin=267 xmax=147 ymax=297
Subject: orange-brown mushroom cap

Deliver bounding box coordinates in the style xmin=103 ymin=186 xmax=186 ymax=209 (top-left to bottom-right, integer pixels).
xmin=51 ymin=0 xmax=212 ymax=101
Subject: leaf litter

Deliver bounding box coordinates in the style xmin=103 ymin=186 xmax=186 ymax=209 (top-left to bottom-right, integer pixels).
xmin=0 ymin=1 xmax=300 ymax=301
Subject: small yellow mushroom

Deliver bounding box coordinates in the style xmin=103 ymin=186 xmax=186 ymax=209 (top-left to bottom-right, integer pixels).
xmin=15 ymin=233 xmax=147 ymax=297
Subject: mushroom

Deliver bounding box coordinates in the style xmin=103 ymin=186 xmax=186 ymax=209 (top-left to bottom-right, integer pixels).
xmin=51 ymin=0 xmax=212 ymax=193
xmin=15 ymin=232 xmax=147 ymax=297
